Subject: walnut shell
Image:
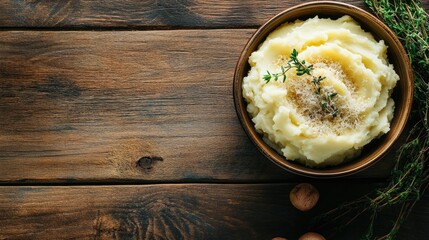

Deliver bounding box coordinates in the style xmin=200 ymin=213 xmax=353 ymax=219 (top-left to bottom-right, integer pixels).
xmin=298 ymin=232 xmax=326 ymax=240
xmin=290 ymin=183 xmax=319 ymax=211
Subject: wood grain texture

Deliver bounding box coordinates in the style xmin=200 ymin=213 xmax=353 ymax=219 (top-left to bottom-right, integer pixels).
xmin=0 ymin=183 xmax=427 ymax=240
xmin=0 ymin=0 xmax=372 ymax=29
xmin=0 ymin=30 xmax=400 ymax=183
xmin=3 ymin=183 xmax=427 ymax=240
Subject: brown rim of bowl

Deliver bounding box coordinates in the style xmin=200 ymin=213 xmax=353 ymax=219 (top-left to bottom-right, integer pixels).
xmin=233 ymin=1 xmax=413 ymax=178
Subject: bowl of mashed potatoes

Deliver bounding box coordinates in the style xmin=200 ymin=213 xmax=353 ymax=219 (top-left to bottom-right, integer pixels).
xmin=233 ymin=1 xmax=413 ymax=177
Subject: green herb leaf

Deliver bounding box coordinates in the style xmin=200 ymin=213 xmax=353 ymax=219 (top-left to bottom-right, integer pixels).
xmin=263 ymin=71 xmax=272 ymax=83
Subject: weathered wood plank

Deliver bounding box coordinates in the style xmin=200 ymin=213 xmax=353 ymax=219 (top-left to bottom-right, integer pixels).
xmin=3 ymin=0 xmax=428 ymax=29
xmin=0 ymin=30 xmax=402 ymax=183
xmin=0 ymin=0 xmax=379 ymax=29
xmin=0 ymin=184 xmax=427 ymax=240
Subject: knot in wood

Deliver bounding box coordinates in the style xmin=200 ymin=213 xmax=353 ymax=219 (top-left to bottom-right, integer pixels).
xmin=136 ymin=156 xmax=163 ymax=170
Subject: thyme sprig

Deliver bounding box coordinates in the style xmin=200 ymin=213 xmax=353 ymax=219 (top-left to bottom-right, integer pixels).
xmin=314 ymin=0 xmax=429 ymax=239
xmin=263 ymin=49 xmax=313 ymax=83
xmin=312 ymin=76 xmax=340 ymax=118
xmin=264 ymin=49 xmax=339 ymax=118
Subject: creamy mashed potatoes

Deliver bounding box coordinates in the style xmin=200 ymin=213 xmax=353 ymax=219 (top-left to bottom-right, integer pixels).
xmin=242 ymin=16 xmax=399 ymax=167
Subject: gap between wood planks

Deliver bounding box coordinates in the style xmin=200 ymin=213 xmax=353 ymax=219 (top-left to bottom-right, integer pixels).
xmin=0 ymin=178 xmax=389 ymax=186
xmin=0 ymin=25 xmax=260 ymax=31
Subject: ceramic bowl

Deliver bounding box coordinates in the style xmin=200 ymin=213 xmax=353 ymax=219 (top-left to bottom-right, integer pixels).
xmin=233 ymin=1 xmax=413 ymax=178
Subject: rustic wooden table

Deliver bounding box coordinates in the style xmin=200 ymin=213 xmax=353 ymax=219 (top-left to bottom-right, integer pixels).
xmin=0 ymin=1 xmax=428 ymax=239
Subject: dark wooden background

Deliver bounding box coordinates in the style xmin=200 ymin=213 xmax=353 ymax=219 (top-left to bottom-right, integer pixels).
xmin=1 ymin=0 xmax=428 ymax=239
